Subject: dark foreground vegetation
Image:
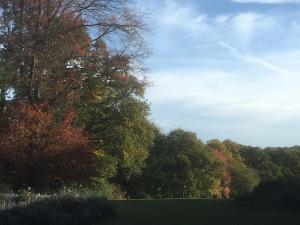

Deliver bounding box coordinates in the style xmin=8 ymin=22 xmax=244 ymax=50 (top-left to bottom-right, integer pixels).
xmin=238 ymin=178 xmax=300 ymax=209
xmin=102 ymin=199 xmax=300 ymax=225
xmin=0 ymin=197 xmax=114 ymax=225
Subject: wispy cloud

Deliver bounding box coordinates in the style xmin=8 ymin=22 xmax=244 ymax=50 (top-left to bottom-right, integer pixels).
xmin=218 ymin=42 xmax=288 ymax=74
xmin=231 ymin=0 xmax=300 ymax=4
xmin=157 ymin=1 xmax=278 ymax=46
xmin=159 ymin=0 xmax=210 ymax=36
xmin=148 ymin=69 xmax=300 ymax=118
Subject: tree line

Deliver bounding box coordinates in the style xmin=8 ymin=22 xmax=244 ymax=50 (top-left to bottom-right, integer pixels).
xmin=126 ymin=132 xmax=300 ymax=199
xmin=0 ymin=0 xmax=299 ymax=200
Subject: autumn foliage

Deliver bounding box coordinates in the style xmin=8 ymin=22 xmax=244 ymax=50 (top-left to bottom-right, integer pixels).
xmin=210 ymin=140 xmax=260 ymax=198
xmin=213 ymin=149 xmax=232 ymax=198
xmin=0 ymin=102 xmax=100 ymax=190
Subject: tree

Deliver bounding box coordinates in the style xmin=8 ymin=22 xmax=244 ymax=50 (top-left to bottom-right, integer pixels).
xmin=229 ymin=161 xmax=260 ymax=196
xmin=240 ymin=147 xmax=283 ymax=182
xmin=0 ymin=0 xmax=147 ymax=107
xmin=141 ymin=129 xmax=224 ymax=198
xmin=76 ymin=41 xmax=155 ymax=190
xmin=0 ymin=102 xmax=102 ymax=190
xmin=223 ymin=139 xmax=242 ymax=160
xmin=240 ymin=146 xmax=300 ymax=182
xmin=208 ymin=139 xmax=259 ymax=197
xmin=239 ymin=177 xmax=300 ymax=209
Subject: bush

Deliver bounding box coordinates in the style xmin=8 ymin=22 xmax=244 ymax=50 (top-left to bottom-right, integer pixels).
xmin=56 ymin=179 xmax=125 ymax=200
xmin=87 ymin=178 xmax=125 ymax=200
xmin=238 ymin=177 xmax=300 ymax=209
xmin=0 ymin=197 xmax=114 ymax=225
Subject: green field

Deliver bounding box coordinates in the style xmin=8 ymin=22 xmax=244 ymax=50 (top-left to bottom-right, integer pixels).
xmin=102 ymin=199 xmax=300 ymax=225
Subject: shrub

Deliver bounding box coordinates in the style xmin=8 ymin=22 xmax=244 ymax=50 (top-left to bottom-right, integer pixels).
xmin=0 ymin=197 xmax=114 ymax=225
xmin=238 ymin=177 xmax=300 ymax=209
xmin=56 ymin=179 xmax=125 ymax=200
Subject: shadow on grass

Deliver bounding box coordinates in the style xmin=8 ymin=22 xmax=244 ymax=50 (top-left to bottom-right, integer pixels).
xmin=0 ymin=197 xmax=114 ymax=225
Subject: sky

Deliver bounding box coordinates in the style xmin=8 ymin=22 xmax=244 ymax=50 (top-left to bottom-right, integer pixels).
xmin=136 ymin=0 xmax=300 ymax=147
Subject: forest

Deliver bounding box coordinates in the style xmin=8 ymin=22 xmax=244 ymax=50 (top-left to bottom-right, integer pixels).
xmin=0 ymin=1 xmax=299 ymax=224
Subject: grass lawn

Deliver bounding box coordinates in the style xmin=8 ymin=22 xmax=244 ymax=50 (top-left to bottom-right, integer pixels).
xmin=102 ymin=199 xmax=300 ymax=225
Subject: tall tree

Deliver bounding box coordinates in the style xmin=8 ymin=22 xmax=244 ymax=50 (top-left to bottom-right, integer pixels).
xmin=141 ymin=129 xmax=224 ymax=198
xmin=0 ymin=0 xmax=149 ymax=191
xmin=0 ymin=0 xmax=147 ymax=106
xmin=77 ymin=41 xmax=155 ymax=187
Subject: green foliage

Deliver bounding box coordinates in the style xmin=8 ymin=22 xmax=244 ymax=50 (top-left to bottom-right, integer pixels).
xmin=76 ymin=45 xmax=155 ymax=187
xmin=56 ymin=179 xmax=125 ymax=200
xmin=229 ymin=161 xmax=260 ymax=196
xmin=140 ymin=129 xmax=224 ymax=198
xmin=238 ymin=176 xmax=300 ymax=209
xmin=207 ymin=139 xmax=242 ymax=161
xmin=78 ymin=178 xmax=125 ymax=200
xmin=240 ymin=146 xmax=300 ymax=182
xmin=223 ymin=139 xmax=243 ymax=160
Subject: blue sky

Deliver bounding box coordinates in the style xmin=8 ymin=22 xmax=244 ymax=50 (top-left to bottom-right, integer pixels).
xmin=136 ymin=0 xmax=300 ymax=147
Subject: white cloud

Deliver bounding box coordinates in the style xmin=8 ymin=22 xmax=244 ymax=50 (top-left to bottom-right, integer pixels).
xmin=231 ymin=0 xmax=300 ymax=4
xmin=159 ymin=0 xmax=211 ymax=36
xmin=147 ymin=57 xmax=300 ymax=146
xmin=232 ymin=12 xmax=259 ymax=41
xmin=231 ymin=12 xmax=274 ymax=44
xmin=147 ymin=66 xmax=300 ymax=124
xmin=157 ymin=1 xmax=278 ymax=46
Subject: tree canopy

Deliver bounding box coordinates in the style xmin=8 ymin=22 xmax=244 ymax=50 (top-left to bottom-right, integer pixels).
xmin=139 ymin=129 xmax=224 ymax=198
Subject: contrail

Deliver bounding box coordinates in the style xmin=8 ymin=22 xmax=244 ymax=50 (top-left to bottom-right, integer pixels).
xmin=218 ymin=41 xmax=288 ymax=74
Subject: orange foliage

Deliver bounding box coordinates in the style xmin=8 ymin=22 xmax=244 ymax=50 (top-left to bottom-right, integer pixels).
xmin=0 ymin=102 xmax=99 ymax=190
xmin=213 ymin=149 xmax=232 ymax=198
xmin=213 ymin=149 xmax=230 ymax=165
